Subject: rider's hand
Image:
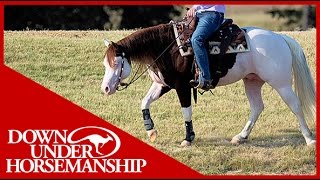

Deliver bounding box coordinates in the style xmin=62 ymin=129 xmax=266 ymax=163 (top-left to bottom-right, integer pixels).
xmin=186 ymin=7 xmax=196 ymax=17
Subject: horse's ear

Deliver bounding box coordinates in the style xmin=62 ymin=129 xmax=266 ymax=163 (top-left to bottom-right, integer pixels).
xmin=104 ymin=38 xmax=113 ymax=47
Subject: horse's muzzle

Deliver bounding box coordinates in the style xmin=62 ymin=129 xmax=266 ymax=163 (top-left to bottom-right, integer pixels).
xmin=101 ymin=84 xmax=112 ymax=95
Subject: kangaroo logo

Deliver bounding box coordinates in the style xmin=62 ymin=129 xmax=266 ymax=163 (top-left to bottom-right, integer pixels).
xmin=67 ymin=126 xmax=121 ymax=158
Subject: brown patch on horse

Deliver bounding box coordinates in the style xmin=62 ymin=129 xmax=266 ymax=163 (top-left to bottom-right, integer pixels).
xmin=105 ymin=44 xmax=117 ymax=68
xmin=114 ymin=24 xmax=176 ymax=72
xmin=105 ymin=42 xmax=133 ymax=69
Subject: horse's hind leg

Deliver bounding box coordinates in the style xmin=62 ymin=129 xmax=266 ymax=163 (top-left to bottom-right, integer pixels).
xmin=274 ymin=85 xmax=315 ymax=145
xmin=141 ymin=82 xmax=171 ymax=142
xmin=231 ymin=75 xmax=265 ymax=145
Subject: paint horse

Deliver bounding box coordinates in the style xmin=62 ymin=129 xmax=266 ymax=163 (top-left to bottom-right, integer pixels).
xmin=101 ymin=20 xmax=316 ymax=147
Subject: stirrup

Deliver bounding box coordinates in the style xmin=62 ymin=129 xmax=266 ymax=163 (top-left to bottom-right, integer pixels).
xmin=189 ymin=79 xmax=200 ymax=88
xmin=199 ymin=80 xmax=213 ymax=91
xmin=189 ymin=79 xmax=213 ymax=91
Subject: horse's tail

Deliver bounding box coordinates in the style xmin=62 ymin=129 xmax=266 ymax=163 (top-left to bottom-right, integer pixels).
xmin=280 ymin=34 xmax=316 ymax=122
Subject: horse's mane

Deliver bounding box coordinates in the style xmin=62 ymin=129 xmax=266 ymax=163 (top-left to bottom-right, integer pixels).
xmin=106 ymin=23 xmax=175 ymax=68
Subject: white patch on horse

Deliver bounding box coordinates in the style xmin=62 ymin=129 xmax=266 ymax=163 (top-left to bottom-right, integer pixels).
xmin=182 ymin=106 xmax=192 ymax=122
xmin=141 ymin=82 xmax=163 ymax=110
xmin=101 ymin=56 xmax=131 ymax=95
xmin=147 ymin=69 xmax=167 ymax=86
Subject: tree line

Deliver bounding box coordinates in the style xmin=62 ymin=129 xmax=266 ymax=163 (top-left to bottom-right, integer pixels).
xmin=5 ymin=6 xmax=315 ymax=31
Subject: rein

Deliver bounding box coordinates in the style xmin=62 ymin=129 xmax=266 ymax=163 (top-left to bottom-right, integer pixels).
xmin=116 ymin=17 xmax=195 ymax=91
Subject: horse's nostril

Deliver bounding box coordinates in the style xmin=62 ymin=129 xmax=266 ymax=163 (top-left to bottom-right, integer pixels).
xmin=101 ymin=85 xmax=110 ymax=94
xmin=105 ymin=86 xmax=110 ymax=94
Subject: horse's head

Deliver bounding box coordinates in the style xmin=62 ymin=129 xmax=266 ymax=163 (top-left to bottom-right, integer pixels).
xmin=101 ymin=39 xmax=131 ymax=95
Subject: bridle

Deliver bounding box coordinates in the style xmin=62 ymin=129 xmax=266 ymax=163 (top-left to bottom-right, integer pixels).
xmin=117 ymin=60 xmax=125 ymax=88
xmin=112 ymin=16 xmax=195 ymax=91
xmin=114 ymin=51 xmax=148 ymax=91
xmin=113 ymin=52 xmax=131 ymax=91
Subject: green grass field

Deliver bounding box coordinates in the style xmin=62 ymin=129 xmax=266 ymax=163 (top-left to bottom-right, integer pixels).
xmin=4 ymin=29 xmax=316 ymax=175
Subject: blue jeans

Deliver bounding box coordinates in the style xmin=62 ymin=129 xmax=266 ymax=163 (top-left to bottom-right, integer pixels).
xmin=191 ymin=11 xmax=224 ymax=81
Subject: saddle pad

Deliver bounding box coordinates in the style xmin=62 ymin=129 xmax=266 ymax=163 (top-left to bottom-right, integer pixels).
xmin=173 ymin=24 xmax=250 ymax=57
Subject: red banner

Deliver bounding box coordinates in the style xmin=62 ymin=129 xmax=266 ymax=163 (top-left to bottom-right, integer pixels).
xmin=0 ymin=66 xmax=203 ymax=178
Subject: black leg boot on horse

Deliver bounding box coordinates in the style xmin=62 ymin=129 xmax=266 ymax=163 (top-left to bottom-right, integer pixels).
xmin=180 ymin=120 xmax=196 ymax=147
xmin=142 ymin=109 xmax=158 ymax=142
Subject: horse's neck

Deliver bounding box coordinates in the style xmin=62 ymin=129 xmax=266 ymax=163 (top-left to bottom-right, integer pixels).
xmin=120 ymin=24 xmax=174 ymax=65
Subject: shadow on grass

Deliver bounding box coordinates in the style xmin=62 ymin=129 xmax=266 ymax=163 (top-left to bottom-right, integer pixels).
xmin=192 ymin=130 xmax=315 ymax=148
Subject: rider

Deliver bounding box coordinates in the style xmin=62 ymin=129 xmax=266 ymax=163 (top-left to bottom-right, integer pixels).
xmin=187 ymin=5 xmax=225 ymax=91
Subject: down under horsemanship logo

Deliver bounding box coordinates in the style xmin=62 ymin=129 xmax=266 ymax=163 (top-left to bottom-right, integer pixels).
xmin=6 ymin=126 xmax=147 ymax=173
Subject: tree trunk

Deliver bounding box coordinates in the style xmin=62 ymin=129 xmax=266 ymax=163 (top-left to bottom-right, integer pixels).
xmin=301 ymin=6 xmax=310 ymax=30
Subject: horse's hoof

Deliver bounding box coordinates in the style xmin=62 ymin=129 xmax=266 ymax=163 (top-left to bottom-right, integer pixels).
xmin=307 ymin=140 xmax=316 ymax=146
xmin=179 ymin=140 xmax=192 ymax=147
xmin=230 ymin=135 xmax=248 ymax=145
xmin=147 ymin=129 xmax=158 ymax=142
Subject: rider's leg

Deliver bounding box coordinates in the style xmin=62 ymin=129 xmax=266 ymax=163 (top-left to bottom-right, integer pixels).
xmin=190 ymin=11 xmax=224 ymax=90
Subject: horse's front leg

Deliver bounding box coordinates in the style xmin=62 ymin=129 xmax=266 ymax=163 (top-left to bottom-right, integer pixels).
xmin=141 ymin=82 xmax=171 ymax=142
xmin=176 ymin=81 xmax=195 ymax=147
